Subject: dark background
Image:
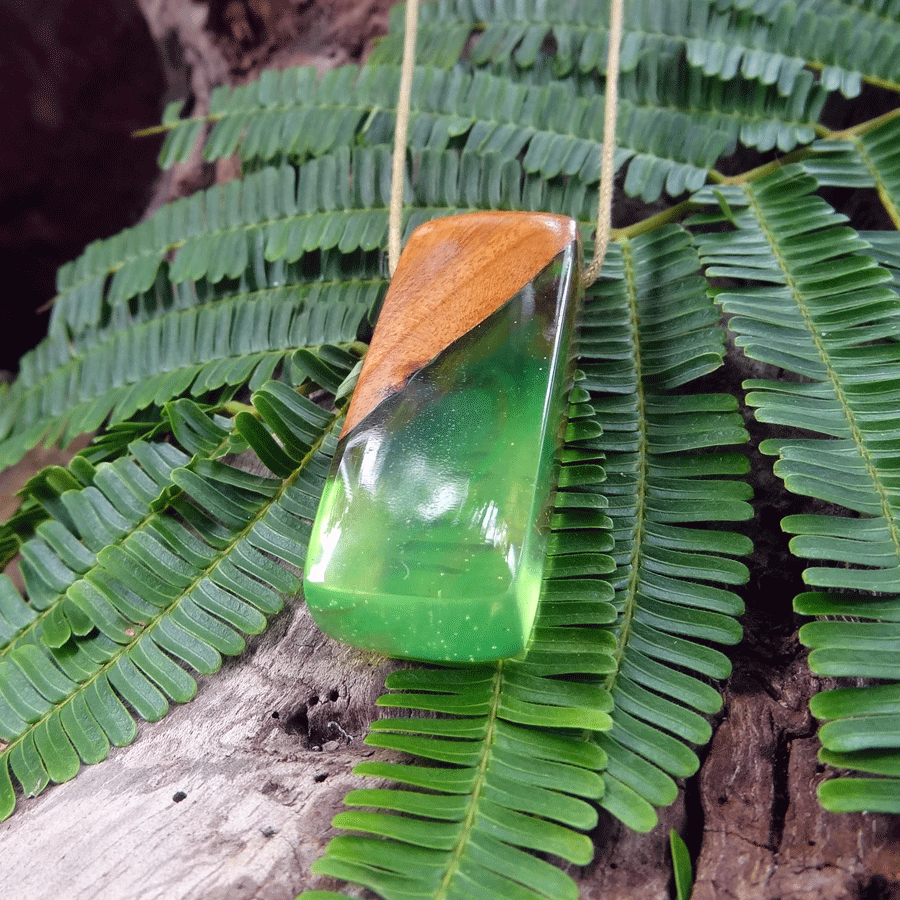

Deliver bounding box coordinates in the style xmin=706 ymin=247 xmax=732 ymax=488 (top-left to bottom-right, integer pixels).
xmin=0 ymin=0 xmax=166 ymax=373
xmin=0 ymin=0 xmax=392 ymax=375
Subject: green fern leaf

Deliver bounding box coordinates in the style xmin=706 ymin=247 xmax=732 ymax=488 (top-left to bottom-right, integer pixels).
xmin=578 ymin=227 xmax=751 ymax=832
xmin=0 ymin=244 xmax=380 ymax=471
xmin=805 ymin=115 xmax=900 ymax=228
xmin=0 ymin=354 xmax=353 ymax=819
xmin=692 ymin=163 xmax=900 ymax=812
xmin=373 ymin=0 xmax=898 ymax=95
xmin=156 ymin=54 xmax=827 ymax=207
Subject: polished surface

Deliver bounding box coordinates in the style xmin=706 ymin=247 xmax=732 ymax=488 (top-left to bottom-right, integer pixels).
xmin=304 ymin=213 xmax=580 ymax=661
xmin=342 ymin=211 xmax=577 ymax=436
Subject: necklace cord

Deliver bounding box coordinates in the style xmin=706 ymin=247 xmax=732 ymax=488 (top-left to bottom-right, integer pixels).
xmin=388 ymin=0 xmax=420 ymax=276
xmin=583 ymin=0 xmax=624 ymax=288
xmin=387 ymin=0 xmax=624 ymax=285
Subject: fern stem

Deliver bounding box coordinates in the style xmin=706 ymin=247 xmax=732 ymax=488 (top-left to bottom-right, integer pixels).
xmin=388 ymin=0 xmax=419 ymax=276
xmin=222 ymin=401 xmax=256 ymax=416
xmin=611 ymin=199 xmax=696 ymax=241
xmin=711 ymin=107 xmax=900 ymax=192
xmin=603 ymin=238 xmax=645 ymax=690
xmin=583 ymin=0 xmax=624 ymax=288
xmin=825 ymin=106 xmax=900 ymax=142
xmin=432 ymin=662 xmax=504 ymax=900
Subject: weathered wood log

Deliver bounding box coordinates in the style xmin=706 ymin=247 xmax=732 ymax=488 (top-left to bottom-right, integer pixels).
xmin=0 ymin=581 xmax=895 ymax=900
xmin=0 ymin=603 xmax=394 ymax=900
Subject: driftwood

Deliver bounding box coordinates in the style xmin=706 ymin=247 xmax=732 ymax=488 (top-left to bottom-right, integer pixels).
xmin=0 ymin=603 xmax=394 ymax=900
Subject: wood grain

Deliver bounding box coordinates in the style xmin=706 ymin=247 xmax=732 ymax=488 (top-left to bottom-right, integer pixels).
xmin=342 ymin=211 xmax=578 ymax=436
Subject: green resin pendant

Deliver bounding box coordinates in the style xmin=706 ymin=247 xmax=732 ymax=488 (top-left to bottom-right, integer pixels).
xmin=304 ymin=212 xmax=581 ymax=661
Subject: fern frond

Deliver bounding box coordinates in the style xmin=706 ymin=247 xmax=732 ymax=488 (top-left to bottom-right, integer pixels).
xmin=302 ymin=228 xmax=753 ymax=898
xmin=616 ymin=53 xmax=825 ymax=157
xmin=1 ymin=149 xmax=602 ymax=470
xmin=161 ymin=63 xmax=723 ymax=201
xmin=159 ymin=66 xmax=368 ymax=170
xmin=0 ymin=460 xmax=102 ymax=569
xmin=372 ymin=0 xmax=898 ymax=95
xmin=0 ymin=576 xmax=37 ymax=651
xmin=0 ymin=248 xmax=379 ymax=471
xmin=721 ymin=0 xmax=900 ymax=90
xmin=578 ymin=227 xmax=751 ymax=831
xmin=8 ymin=148 xmax=564 ymax=464
xmin=860 ymin=231 xmax=900 ymax=288
xmin=0 ymin=347 xmax=353 ymax=819
xmin=301 ymin=392 xmax=615 ymax=900
xmin=159 ymin=55 xmax=826 ymax=206
xmin=692 ymin=164 xmax=900 ymax=812
xmin=47 ymin=154 xmax=390 ymax=342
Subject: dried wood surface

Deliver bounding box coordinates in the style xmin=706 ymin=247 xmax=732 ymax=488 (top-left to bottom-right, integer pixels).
xmin=0 ymin=602 xmax=394 ymax=900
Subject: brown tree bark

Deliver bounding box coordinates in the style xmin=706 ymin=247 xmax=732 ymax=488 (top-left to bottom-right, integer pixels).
xmin=0 ymin=3 xmax=898 ymax=898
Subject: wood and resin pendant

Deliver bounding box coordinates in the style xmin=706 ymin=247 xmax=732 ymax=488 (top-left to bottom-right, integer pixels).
xmin=304 ymin=212 xmax=581 ymax=661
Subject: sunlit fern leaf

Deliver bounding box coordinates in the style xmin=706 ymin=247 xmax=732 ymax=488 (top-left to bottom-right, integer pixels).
xmin=0 ymin=359 xmax=353 ymax=818
xmin=371 ymin=0 xmax=897 ymax=95
xmin=0 ymin=462 xmax=99 ymax=569
xmin=0 ymin=441 xmax=190 ymax=813
xmin=16 ymin=444 xmax=190 ymax=643
xmin=0 ymin=240 xmax=381 ymax=471
xmin=0 ymin=504 xmax=47 ymax=571
xmin=299 ymin=392 xmax=615 ymax=900
xmin=156 ymin=54 xmax=827 ymax=206
xmin=691 ymin=164 xmax=900 ymax=812
xmin=576 ymin=228 xmax=751 ymax=831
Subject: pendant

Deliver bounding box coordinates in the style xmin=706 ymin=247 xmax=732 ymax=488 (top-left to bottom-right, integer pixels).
xmin=303 ymin=212 xmax=582 ymax=662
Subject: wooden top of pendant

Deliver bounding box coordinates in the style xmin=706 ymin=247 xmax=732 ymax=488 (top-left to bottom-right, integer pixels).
xmin=342 ymin=212 xmax=578 ymax=436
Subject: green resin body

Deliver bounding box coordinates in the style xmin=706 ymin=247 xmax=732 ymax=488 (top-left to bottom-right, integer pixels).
xmin=304 ymin=245 xmax=579 ymax=662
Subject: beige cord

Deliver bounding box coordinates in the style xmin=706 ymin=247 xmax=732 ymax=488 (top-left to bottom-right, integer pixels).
xmin=388 ymin=0 xmax=420 ymax=276
xmin=388 ymin=0 xmax=622 ymax=285
xmin=583 ymin=0 xmax=624 ymax=288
